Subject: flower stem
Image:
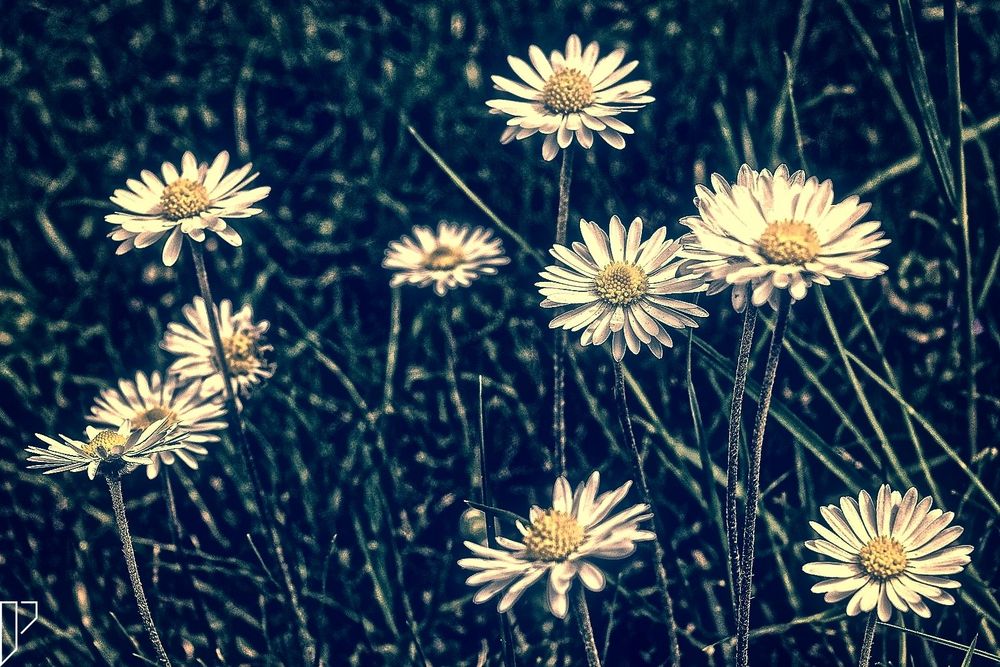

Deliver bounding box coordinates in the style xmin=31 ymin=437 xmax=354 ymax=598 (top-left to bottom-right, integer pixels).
xmin=725 ymin=306 xmax=758 ymax=623
xmin=735 ymin=295 xmax=792 ymax=667
xmin=187 ymin=240 xmax=316 ymax=665
xmin=858 ymin=611 xmax=877 ymax=667
xmin=106 ymin=474 xmax=172 ymax=667
xmin=553 ymin=146 xmax=574 ymax=475
xmin=572 ymin=585 xmax=602 ymax=667
xmin=613 ymin=361 xmax=682 ymax=667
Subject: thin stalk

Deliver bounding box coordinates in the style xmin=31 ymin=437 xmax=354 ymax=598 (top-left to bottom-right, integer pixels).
xmin=725 ymin=306 xmax=757 ymax=622
xmin=106 ymin=474 xmax=172 ymax=667
xmin=858 ymin=611 xmax=877 ymax=667
xmin=735 ymin=296 xmax=792 ymax=667
xmin=572 ymin=586 xmax=602 ymax=667
xmin=187 ymin=240 xmax=315 ymax=665
xmin=613 ymin=362 xmax=682 ymax=667
xmin=553 ymin=146 xmax=574 ymax=475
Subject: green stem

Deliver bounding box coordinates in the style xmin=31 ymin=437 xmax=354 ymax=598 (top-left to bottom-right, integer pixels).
xmin=735 ymin=296 xmax=792 ymax=667
xmin=613 ymin=362 xmax=682 ymax=667
xmin=553 ymin=146 xmax=574 ymax=476
xmin=572 ymin=586 xmax=602 ymax=667
xmin=858 ymin=611 xmax=877 ymax=667
xmin=106 ymin=475 xmax=172 ymax=667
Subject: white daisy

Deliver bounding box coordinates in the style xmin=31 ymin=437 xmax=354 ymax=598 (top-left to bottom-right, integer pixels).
xmin=88 ymin=371 xmax=227 ymax=479
xmin=382 ymin=222 xmax=511 ymax=296
xmin=106 ymin=150 xmax=271 ymax=266
xmin=487 ymin=34 xmax=654 ymax=161
xmin=680 ymin=164 xmax=890 ymax=312
xmin=803 ymin=484 xmax=973 ymax=622
xmin=538 ymin=216 xmax=708 ymax=361
xmin=26 ymin=419 xmax=188 ymax=480
xmin=161 ymin=297 xmax=275 ymax=399
xmin=457 ymin=471 xmax=654 ymax=619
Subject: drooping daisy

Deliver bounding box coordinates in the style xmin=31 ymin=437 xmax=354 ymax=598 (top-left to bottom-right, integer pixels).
xmin=88 ymin=371 xmax=227 ymax=479
xmin=803 ymin=484 xmax=973 ymax=622
xmin=26 ymin=419 xmax=188 ymax=480
xmin=458 ymin=471 xmax=653 ymax=619
xmin=161 ymin=297 xmax=275 ymax=400
xmin=487 ymin=34 xmax=654 ymax=161
xmin=680 ymin=164 xmax=890 ymax=312
xmin=538 ymin=216 xmax=708 ymax=361
xmin=382 ymin=222 xmax=511 ymax=296
xmin=106 ymin=151 xmax=271 ymax=266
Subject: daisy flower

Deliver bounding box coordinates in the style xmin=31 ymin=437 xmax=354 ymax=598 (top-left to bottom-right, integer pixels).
xmin=538 ymin=216 xmax=708 ymax=361
xmin=803 ymin=484 xmax=973 ymax=622
xmin=680 ymin=164 xmax=890 ymax=312
xmin=457 ymin=471 xmax=653 ymax=618
xmin=487 ymin=34 xmax=654 ymax=161
xmin=161 ymin=296 xmax=275 ymax=400
xmin=26 ymin=419 xmax=188 ymax=480
xmin=88 ymin=371 xmax=227 ymax=479
xmin=382 ymin=222 xmax=510 ymax=296
xmin=106 ymin=150 xmax=270 ymax=266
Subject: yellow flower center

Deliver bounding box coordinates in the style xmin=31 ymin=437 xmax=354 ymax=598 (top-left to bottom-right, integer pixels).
xmin=132 ymin=406 xmax=178 ymax=430
xmin=160 ymin=178 xmax=210 ymax=220
xmin=595 ymin=261 xmax=649 ymax=306
xmin=542 ymin=68 xmax=594 ymax=114
xmin=758 ymin=220 xmax=821 ymax=264
xmin=522 ymin=509 xmax=585 ymax=561
xmin=223 ymin=332 xmax=258 ymax=375
xmin=425 ymin=246 xmax=464 ymax=271
xmin=84 ymin=429 xmax=127 ymax=457
xmin=859 ymin=536 xmax=908 ymax=579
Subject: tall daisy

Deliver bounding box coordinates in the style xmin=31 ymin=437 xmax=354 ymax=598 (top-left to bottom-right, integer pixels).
xmin=88 ymin=371 xmax=227 ymax=479
xmin=26 ymin=419 xmax=188 ymax=480
xmin=458 ymin=471 xmax=653 ymax=619
xmin=161 ymin=296 xmax=275 ymax=400
xmin=106 ymin=150 xmax=270 ymax=266
xmin=803 ymin=484 xmax=973 ymax=622
xmin=680 ymin=164 xmax=890 ymax=312
xmin=538 ymin=216 xmax=708 ymax=361
xmin=487 ymin=34 xmax=654 ymax=161
xmin=382 ymin=222 xmax=510 ymax=296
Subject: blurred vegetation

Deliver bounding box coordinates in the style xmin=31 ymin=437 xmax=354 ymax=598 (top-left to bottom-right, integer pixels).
xmin=0 ymin=0 xmax=998 ymax=665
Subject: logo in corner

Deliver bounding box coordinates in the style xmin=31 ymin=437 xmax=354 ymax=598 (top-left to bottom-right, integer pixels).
xmin=0 ymin=602 xmax=37 ymax=666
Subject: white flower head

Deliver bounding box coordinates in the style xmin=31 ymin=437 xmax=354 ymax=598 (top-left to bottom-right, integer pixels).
xmin=803 ymin=484 xmax=973 ymax=622
xmin=382 ymin=222 xmax=511 ymax=296
xmin=161 ymin=297 xmax=275 ymax=400
xmin=680 ymin=164 xmax=890 ymax=312
xmin=457 ymin=471 xmax=654 ymax=619
xmin=88 ymin=371 xmax=227 ymax=479
xmin=538 ymin=216 xmax=708 ymax=361
xmin=26 ymin=419 xmax=188 ymax=480
xmin=106 ymin=150 xmax=271 ymax=266
xmin=487 ymin=34 xmax=654 ymax=161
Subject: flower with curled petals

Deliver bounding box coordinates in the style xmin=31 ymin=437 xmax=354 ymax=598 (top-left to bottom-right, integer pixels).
xmin=106 ymin=151 xmax=270 ymax=266
xmin=457 ymin=471 xmax=653 ymax=618
xmin=487 ymin=34 xmax=654 ymax=161
xmin=538 ymin=216 xmax=708 ymax=361
xmin=803 ymin=484 xmax=973 ymax=622
xmin=680 ymin=164 xmax=890 ymax=312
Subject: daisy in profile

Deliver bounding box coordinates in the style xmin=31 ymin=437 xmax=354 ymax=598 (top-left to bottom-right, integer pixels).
xmin=26 ymin=419 xmax=188 ymax=480
xmin=162 ymin=296 xmax=275 ymax=400
xmin=680 ymin=164 xmax=890 ymax=312
xmin=458 ymin=471 xmax=653 ymax=618
xmin=487 ymin=34 xmax=654 ymax=160
xmin=106 ymin=150 xmax=270 ymax=266
xmin=88 ymin=371 xmax=227 ymax=479
xmin=803 ymin=484 xmax=973 ymax=622
xmin=382 ymin=222 xmax=510 ymax=296
xmin=538 ymin=216 xmax=708 ymax=361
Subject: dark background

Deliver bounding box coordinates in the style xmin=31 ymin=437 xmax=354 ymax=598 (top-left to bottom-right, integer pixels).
xmin=0 ymin=0 xmax=997 ymax=664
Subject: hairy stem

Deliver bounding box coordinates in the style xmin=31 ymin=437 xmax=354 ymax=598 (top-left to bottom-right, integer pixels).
xmin=553 ymin=146 xmax=574 ymax=475
xmin=858 ymin=611 xmax=877 ymax=667
xmin=736 ymin=296 xmax=792 ymax=667
xmin=572 ymin=586 xmax=602 ymax=667
xmin=106 ymin=474 xmax=172 ymax=667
